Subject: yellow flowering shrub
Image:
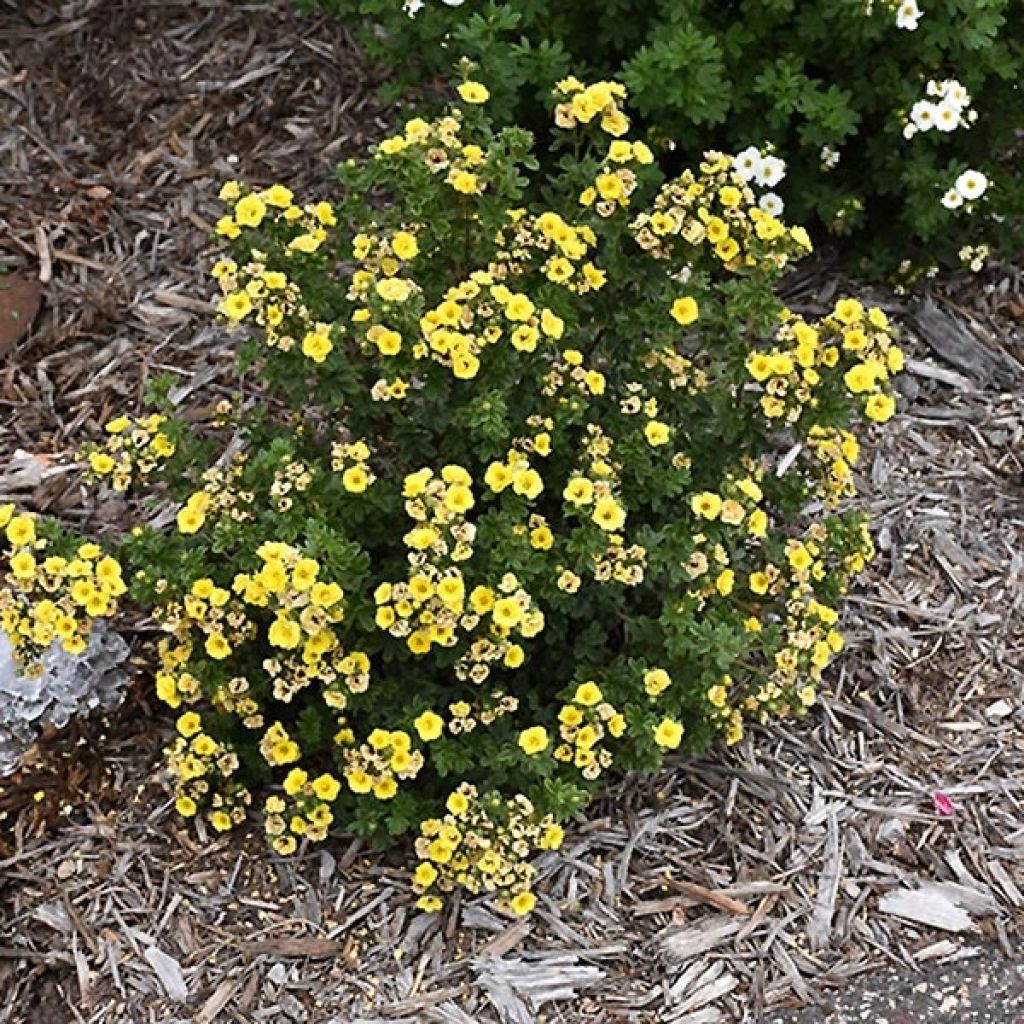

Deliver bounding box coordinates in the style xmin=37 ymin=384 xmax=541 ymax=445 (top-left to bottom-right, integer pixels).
xmin=1 ymin=77 xmax=901 ymax=915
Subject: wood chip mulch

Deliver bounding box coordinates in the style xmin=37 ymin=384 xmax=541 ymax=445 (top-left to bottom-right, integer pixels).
xmin=1 ymin=3 xmax=1023 ymax=1023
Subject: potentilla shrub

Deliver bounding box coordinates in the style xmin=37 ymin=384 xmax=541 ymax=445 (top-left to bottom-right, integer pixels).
xmin=1 ymin=78 xmax=902 ymax=916
xmin=298 ymin=0 xmax=1024 ymax=275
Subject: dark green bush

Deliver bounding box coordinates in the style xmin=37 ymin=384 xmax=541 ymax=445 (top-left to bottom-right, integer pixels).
xmin=301 ymin=0 xmax=1024 ymax=275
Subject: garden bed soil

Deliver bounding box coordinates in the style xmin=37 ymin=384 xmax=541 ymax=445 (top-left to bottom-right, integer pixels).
xmin=1 ymin=2 xmax=1023 ymax=1023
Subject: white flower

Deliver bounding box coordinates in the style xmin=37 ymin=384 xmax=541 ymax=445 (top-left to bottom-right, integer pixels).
xmin=404 ymin=0 xmax=425 ymax=13
xmin=910 ymin=100 xmax=936 ymax=131
xmin=955 ymin=169 xmax=988 ymax=201
xmin=941 ymin=188 xmax=964 ymax=210
xmin=896 ymin=0 xmax=922 ymax=30
xmin=948 ymin=83 xmax=970 ymax=108
xmin=441 ymin=0 xmax=466 ymax=5
xmin=902 ymin=123 xmax=918 ymax=140
xmin=934 ymin=100 xmax=961 ymax=132
xmin=758 ymin=193 xmax=785 ymax=217
xmin=733 ymin=146 xmax=763 ymax=182
xmin=756 ymin=155 xmax=786 ymax=188
xmin=820 ymin=145 xmax=840 ymax=170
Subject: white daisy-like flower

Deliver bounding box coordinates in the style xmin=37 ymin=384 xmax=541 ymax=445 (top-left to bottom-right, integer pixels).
xmin=902 ymin=123 xmax=918 ymax=140
xmin=896 ymin=0 xmax=922 ymax=30
xmin=948 ymin=83 xmax=970 ymax=108
xmin=941 ymin=188 xmax=964 ymax=210
xmin=910 ymin=100 xmax=936 ymax=131
xmin=758 ymin=193 xmax=785 ymax=217
xmin=756 ymin=155 xmax=786 ymax=188
xmin=955 ymin=169 xmax=988 ymax=201
xmin=733 ymin=146 xmax=763 ymax=182
xmin=934 ymin=100 xmax=961 ymax=132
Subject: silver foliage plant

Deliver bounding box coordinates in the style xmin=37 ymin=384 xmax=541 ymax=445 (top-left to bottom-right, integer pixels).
xmin=0 ymin=624 xmax=130 ymax=776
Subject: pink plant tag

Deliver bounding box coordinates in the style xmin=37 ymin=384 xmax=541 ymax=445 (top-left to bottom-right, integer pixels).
xmin=931 ymin=790 xmax=955 ymax=817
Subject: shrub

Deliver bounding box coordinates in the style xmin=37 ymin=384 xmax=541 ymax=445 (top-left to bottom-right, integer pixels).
xmin=1 ymin=77 xmax=901 ymax=914
xmin=300 ymin=0 xmax=1024 ymax=275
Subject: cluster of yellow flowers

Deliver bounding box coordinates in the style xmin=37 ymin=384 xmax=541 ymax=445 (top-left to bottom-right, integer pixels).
xmin=376 ymin=110 xmax=488 ymax=196
xmin=746 ymin=301 xmax=903 ymax=424
xmin=341 ymin=727 xmax=424 ymax=804
xmin=413 ymin=785 xmax=564 ymax=914
xmin=552 ymin=77 xmax=630 ymax=136
xmin=806 ymin=426 xmax=862 ymax=508
xmin=81 ymin=413 xmax=175 ymax=492
xmin=215 ymin=181 xmax=336 ymax=251
xmin=632 ymin=152 xmax=812 ymax=271
xmin=263 ymin=766 xmax=342 ymax=855
xmin=212 ymin=247 xmax=334 ymax=362
xmin=553 ymin=681 xmax=626 ymax=780
xmin=493 ymin=209 xmax=604 ymax=294
xmin=92 ymin=73 xmax=903 ymax=917
xmin=153 ymin=543 xmax=350 ymax=824
xmin=174 ymin=455 xmax=254 ymax=535
xmin=0 ymin=507 xmax=125 ymax=665
xmin=166 ymin=717 xmax=249 ymax=832
xmin=330 ymin=439 xmax=376 ymax=494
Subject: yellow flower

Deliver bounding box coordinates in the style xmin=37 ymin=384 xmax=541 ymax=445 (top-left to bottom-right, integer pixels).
xmin=833 ymin=298 xmax=864 ymax=325
xmin=444 ymin=484 xmax=474 ymax=514
xmin=10 ymin=551 xmax=36 ymax=580
xmin=715 ymin=568 xmax=735 ymax=596
xmin=392 ymin=231 xmax=419 ymax=260
xmin=707 ymin=684 xmax=728 ymax=708
xmin=653 ymin=718 xmax=684 ymax=749
xmin=691 ymin=492 xmax=722 ymax=520
xmin=592 ymin=497 xmax=625 ymax=531
xmin=563 ymin=477 xmax=594 ymax=505
xmin=176 ymin=505 xmax=206 ymax=535
xmin=529 ymin=525 xmax=554 ymax=550
xmin=342 ymin=466 xmax=370 ymax=493
xmin=302 ymin=330 xmax=333 ymax=363
xmin=414 ymin=861 xmax=438 ymax=888
xmin=492 ymin=597 xmax=524 ymax=630
xmin=89 ymin=452 xmax=115 ymax=475
xmin=457 ymin=81 xmax=490 ymax=104
xmin=6 ymin=514 xmax=36 ymax=547
xmin=504 ymin=644 xmax=525 ymax=668
xmin=312 ymin=774 xmax=341 ymax=801
xmin=450 ymin=171 xmax=480 ymax=195
xmin=518 ymin=726 xmax=549 ymax=755
xmin=218 ymin=180 xmax=240 ymax=202
xmin=510 ymin=890 xmax=537 ymax=915
xmin=644 ymin=420 xmax=670 ymax=446
xmin=177 ymin=712 xmax=202 ymax=738
xmin=288 ymin=233 xmax=320 ymax=254
xmin=373 ymin=777 xmax=398 ymax=800
xmin=670 ymin=296 xmax=699 ymax=326
xmin=644 ymin=668 xmax=672 ymax=696
xmin=263 ymin=184 xmax=294 ymax=208
xmin=205 ymin=634 xmax=231 ymax=660
xmin=413 ymin=710 xmax=444 ymax=742
xmin=209 ymin=811 xmax=233 ymax=832
xmin=268 ymin=617 xmax=302 ymax=649
xmin=504 ymin=293 xmax=535 ymax=321
xmin=446 ymin=791 xmax=469 ymax=816
xmin=574 ymin=681 xmax=602 ymax=706
xmin=234 ymin=194 xmax=266 ymax=227
xmin=865 ymin=393 xmax=896 ymax=423
xmin=513 ymin=468 xmax=544 ymax=500
xmin=215 ymin=216 xmax=240 ymax=239
xmin=843 ymin=363 xmax=876 ymax=394
xmin=719 ymin=185 xmax=742 ymax=208
xmin=175 ymin=795 xmax=197 ymax=817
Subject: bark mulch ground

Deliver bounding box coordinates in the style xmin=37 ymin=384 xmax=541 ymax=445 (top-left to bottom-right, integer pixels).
xmin=1 ymin=3 xmax=1023 ymax=1023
